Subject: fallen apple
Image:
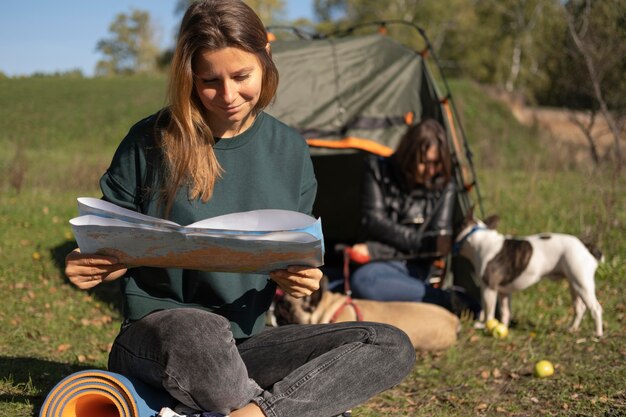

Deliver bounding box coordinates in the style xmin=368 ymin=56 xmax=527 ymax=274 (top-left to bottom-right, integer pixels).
xmin=491 ymin=323 xmax=509 ymax=339
xmin=534 ymin=360 xmax=555 ymax=378
xmin=485 ymin=318 xmax=500 ymax=332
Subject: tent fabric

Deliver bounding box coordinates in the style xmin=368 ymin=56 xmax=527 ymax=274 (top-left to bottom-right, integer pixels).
xmin=268 ymin=34 xmax=439 ymax=155
xmin=266 ymin=29 xmax=480 ymax=284
xmin=267 ymin=33 xmax=455 ymax=242
xmin=39 ymin=369 xmax=173 ymax=417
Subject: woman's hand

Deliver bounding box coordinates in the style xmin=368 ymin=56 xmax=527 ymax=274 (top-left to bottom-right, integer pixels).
xmin=64 ymin=248 xmax=127 ymax=290
xmin=269 ymin=266 xmax=323 ymax=298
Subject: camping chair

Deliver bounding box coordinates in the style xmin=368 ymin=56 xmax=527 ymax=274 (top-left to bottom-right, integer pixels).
xmin=266 ymin=21 xmax=484 ymax=300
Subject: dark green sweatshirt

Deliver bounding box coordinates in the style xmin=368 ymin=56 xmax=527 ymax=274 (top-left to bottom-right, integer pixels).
xmin=100 ymin=110 xmax=317 ymax=338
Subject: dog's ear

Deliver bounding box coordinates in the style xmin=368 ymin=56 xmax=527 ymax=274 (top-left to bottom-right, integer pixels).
xmin=483 ymin=214 xmax=500 ymax=230
xmin=581 ymin=239 xmax=604 ymax=262
xmin=457 ymin=205 xmax=475 ymax=232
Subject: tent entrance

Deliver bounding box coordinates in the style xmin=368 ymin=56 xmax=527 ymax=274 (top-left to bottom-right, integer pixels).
xmin=267 ymin=22 xmax=483 ymax=296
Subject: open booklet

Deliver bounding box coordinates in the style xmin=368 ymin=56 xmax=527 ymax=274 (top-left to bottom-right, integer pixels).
xmin=70 ymin=197 xmax=324 ymax=273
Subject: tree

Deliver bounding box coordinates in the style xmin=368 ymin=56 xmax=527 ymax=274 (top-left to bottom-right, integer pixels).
xmin=465 ymin=0 xmax=567 ymax=95
xmin=313 ymin=0 xmax=345 ymax=22
xmin=246 ymin=0 xmax=286 ymax=23
xmin=313 ymin=0 xmax=479 ymax=66
xmin=95 ymin=9 xmax=160 ymax=76
xmin=561 ymin=0 xmax=625 ymax=167
xmin=312 ymin=0 xmax=569 ymax=98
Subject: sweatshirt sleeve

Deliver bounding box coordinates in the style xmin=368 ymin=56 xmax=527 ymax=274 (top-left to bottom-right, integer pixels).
xmin=99 ymin=117 xmax=155 ymax=213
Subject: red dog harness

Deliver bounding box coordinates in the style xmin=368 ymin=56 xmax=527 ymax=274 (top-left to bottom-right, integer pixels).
xmin=329 ymin=249 xmax=365 ymax=323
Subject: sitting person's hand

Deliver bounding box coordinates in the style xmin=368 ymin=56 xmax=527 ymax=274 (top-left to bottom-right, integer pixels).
xmin=65 ymin=248 xmax=128 ymax=289
xmin=270 ymin=266 xmax=323 ymax=298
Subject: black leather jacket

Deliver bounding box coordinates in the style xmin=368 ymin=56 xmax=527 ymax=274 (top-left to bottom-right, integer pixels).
xmin=360 ymin=154 xmax=456 ymax=261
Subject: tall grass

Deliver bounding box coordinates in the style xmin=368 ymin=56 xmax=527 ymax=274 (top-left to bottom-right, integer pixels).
xmin=0 ymin=77 xmax=624 ymax=416
xmin=0 ymin=77 xmax=168 ymax=193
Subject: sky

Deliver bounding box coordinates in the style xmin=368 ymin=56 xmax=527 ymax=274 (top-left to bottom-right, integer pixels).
xmin=0 ymin=0 xmax=315 ymax=77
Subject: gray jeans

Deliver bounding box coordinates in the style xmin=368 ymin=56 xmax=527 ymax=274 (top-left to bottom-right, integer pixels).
xmin=108 ymin=308 xmax=415 ymax=417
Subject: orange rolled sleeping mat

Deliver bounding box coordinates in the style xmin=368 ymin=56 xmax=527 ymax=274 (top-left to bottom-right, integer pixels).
xmin=39 ymin=369 xmax=174 ymax=417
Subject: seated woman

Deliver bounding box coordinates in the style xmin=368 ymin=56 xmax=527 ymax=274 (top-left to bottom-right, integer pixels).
xmin=349 ymin=118 xmax=472 ymax=314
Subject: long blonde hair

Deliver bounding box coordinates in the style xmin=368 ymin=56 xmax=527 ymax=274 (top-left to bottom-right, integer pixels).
xmin=157 ymin=0 xmax=279 ymax=215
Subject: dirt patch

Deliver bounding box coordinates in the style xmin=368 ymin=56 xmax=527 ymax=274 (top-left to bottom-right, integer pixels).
xmin=485 ymin=87 xmax=623 ymax=165
xmin=518 ymin=107 xmax=614 ymax=143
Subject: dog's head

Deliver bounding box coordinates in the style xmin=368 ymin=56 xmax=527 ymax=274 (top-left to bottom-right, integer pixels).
xmin=456 ymin=205 xmax=499 ymax=237
xmin=272 ymin=276 xmax=329 ymax=325
xmin=453 ymin=206 xmax=500 ymax=254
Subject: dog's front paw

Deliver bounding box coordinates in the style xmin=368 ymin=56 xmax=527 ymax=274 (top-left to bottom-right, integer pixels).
xmin=473 ymin=321 xmax=486 ymax=330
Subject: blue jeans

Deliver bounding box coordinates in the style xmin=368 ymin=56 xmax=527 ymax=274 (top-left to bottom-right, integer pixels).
xmin=351 ymin=261 xmax=452 ymax=309
xmin=108 ymin=308 xmax=415 ymax=417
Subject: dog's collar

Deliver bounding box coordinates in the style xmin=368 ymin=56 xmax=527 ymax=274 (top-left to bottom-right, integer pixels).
xmin=453 ymin=225 xmax=488 ymax=255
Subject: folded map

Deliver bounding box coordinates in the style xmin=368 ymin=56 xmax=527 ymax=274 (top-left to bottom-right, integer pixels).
xmin=70 ymin=197 xmax=324 ymax=273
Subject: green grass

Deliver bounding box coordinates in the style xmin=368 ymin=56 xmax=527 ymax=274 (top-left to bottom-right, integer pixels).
xmin=0 ymin=76 xmax=166 ymax=416
xmin=1 ymin=77 xmax=624 ymax=416
xmin=0 ymin=77 xmax=168 ymax=193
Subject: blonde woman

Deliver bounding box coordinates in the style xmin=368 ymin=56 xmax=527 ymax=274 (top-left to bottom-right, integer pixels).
xmin=64 ymin=1 xmax=414 ymax=416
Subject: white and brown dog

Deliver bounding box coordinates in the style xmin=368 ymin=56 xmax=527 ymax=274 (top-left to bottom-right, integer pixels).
xmin=454 ymin=209 xmax=603 ymax=336
xmin=272 ymin=277 xmax=460 ymax=351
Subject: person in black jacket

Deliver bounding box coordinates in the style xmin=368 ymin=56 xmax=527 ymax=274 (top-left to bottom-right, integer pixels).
xmin=349 ymin=118 xmax=462 ymax=311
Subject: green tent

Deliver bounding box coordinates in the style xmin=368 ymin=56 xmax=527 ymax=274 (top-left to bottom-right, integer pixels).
xmin=268 ymin=33 xmax=441 ymax=155
xmin=266 ymin=24 xmax=482 ymax=289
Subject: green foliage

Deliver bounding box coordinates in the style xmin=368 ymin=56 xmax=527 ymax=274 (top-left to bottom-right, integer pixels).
xmin=0 ymin=76 xmax=624 ymax=416
xmin=314 ymin=0 xmax=480 ymax=54
xmin=469 ymin=1 xmax=565 ymax=93
xmin=245 ymin=0 xmax=286 ymax=24
xmin=538 ymin=0 xmax=626 ymax=111
xmin=95 ymin=9 xmax=161 ymax=76
xmin=311 ymin=0 xmax=624 ymax=111
xmin=314 ymin=0 xmax=345 ymax=22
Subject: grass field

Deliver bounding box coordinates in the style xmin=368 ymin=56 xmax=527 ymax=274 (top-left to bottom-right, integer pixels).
xmin=0 ymin=76 xmax=624 ymax=417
